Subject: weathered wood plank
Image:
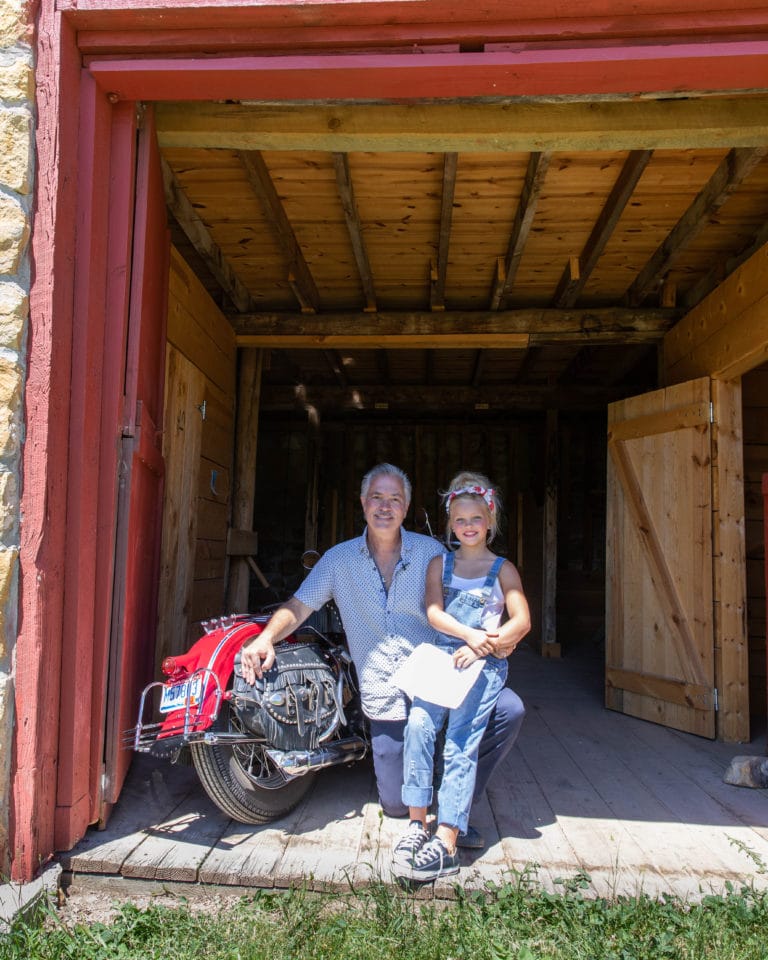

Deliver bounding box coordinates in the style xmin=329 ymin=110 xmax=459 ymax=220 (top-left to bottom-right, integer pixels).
xmin=60 ymin=756 xmax=201 ymax=875
xmin=554 ymin=150 xmax=653 ymax=308
xmin=155 ymin=99 xmax=768 ymax=153
xmin=163 ymin=160 xmax=256 ymax=314
xmin=156 ymin=347 xmax=205 ymax=668
xmin=665 ymin=242 xmax=768 ymax=382
xmin=711 ymin=377 xmax=750 ymax=742
xmin=492 ymin=151 xmax=551 ymax=309
xmin=627 ymin=147 xmax=768 ymax=306
xmin=120 ymin=789 xmax=231 ymax=882
xmin=272 ymin=762 xmax=371 ymax=892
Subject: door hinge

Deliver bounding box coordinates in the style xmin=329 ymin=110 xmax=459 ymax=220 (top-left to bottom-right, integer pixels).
xmin=710 ymin=401 xmax=714 ymax=424
xmin=713 ymin=688 xmax=719 ymax=712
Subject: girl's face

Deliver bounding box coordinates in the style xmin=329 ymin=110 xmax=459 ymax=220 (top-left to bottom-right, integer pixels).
xmin=449 ymin=497 xmax=491 ymax=546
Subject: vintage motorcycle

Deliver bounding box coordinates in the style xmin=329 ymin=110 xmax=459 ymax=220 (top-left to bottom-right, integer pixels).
xmin=127 ymin=554 xmax=369 ymax=823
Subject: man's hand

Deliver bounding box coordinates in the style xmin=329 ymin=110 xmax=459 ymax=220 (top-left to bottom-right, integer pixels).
xmin=240 ymin=635 xmax=276 ymax=684
xmin=238 ymin=597 xmax=314 ymax=685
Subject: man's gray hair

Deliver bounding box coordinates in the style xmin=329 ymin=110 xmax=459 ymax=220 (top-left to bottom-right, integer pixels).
xmin=360 ymin=463 xmax=412 ymax=505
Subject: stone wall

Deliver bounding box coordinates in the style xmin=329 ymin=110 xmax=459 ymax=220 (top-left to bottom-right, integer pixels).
xmin=0 ymin=0 xmax=33 ymax=878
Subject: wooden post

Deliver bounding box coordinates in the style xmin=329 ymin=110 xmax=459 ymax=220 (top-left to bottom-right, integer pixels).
xmin=226 ymin=348 xmax=263 ymax=612
xmin=711 ymin=377 xmax=749 ymax=742
xmin=305 ymin=409 xmax=321 ymax=551
xmin=542 ymin=408 xmax=561 ymax=657
xmin=763 ymin=472 xmax=768 ymax=744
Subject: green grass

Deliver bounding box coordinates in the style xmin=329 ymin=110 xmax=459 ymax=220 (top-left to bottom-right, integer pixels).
xmin=3 ymin=872 xmax=768 ymax=960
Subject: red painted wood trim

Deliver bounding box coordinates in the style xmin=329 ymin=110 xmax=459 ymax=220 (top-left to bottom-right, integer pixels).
xmin=75 ymin=11 xmax=768 ymax=57
xmin=53 ymin=70 xmax=111 ymax=850
xmin=59 ymin=0 xmax=768 ymax=33
xmin=87 ymin=44 xmax=768 ymax=102
xmin=12 ymin=10 xmax=81 ymax=882
xmin=87 ymin=102 xmax=138 ymax=829
xmin=763 ymin=473 xmax=768 ymax=747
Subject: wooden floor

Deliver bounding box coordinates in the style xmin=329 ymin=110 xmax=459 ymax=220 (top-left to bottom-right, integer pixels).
xmin=60 ymin=644 xmax=768 ymax=901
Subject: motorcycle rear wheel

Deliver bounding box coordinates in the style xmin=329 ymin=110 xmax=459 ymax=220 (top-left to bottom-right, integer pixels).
xmin=190 ymin=701 xmax=316 ymax=823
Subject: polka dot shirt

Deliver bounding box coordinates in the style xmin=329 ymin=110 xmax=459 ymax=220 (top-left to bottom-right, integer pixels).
xmin=294 ymin=528 xmax=445 ymax=721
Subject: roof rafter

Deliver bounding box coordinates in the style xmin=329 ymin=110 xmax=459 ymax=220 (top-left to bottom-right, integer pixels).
xmin=625 ymin=145 xmax=768 ymax=306
xmin=161 ymin=158 xmax=257 ymax=314
xmin=490 ymin=151 xmax=551 ymax=310
xmin=431 ymin=152 xmax=458 ymax=311
xmin=332 ymin=152 xmax=377 ymax=311
xmin=553 ymin=149 xmax=653 ymax=308
xmin=237 ymin=149 xmax=320 ymax=312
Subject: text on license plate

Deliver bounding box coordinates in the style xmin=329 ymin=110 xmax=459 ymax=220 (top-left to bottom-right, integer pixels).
xmin=159 ymin=676 xmax=204 ymax=714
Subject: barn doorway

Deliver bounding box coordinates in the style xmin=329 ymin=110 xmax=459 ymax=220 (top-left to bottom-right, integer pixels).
xmin=155 ymin=117 xmax=768 ymax=748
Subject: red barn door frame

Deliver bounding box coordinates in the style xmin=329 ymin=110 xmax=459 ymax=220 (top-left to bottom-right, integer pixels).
xmin=16 ymin=0 xmax=768 ymax=882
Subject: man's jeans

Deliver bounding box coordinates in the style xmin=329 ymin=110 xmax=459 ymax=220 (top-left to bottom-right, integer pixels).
xmin=369 ymin=686 xmax=525 ymax=820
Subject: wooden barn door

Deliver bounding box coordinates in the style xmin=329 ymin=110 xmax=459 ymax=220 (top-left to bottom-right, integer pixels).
xmin=605 ymin=377 xmax=716 ymax=738
xmin=101 ymin=108 xmax=170 ymax=819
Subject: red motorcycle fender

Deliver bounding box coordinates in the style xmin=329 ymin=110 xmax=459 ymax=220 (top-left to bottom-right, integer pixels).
xmin=157 ymin=619 xmax=271 ymax=737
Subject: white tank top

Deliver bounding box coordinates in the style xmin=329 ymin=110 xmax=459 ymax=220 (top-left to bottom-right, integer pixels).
xmin=443 ymin=557 xmax=506 ymax=631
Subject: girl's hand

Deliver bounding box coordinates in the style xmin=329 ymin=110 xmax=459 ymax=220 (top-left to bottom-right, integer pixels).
xmin=453 ymin=645 xmax=480 ymax=669
xmin=464 ymin=628 xmax=493 ymax=654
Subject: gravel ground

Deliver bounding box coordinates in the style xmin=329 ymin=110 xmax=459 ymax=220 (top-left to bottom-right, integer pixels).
xmin=51 ymin=875 xmax=253 ymax=929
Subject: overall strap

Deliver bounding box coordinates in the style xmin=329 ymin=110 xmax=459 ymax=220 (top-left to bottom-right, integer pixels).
xmin=442 ymin=550 xmax=455 ymax=587
xmin=480 ymin=557 xmax=505 ymax=597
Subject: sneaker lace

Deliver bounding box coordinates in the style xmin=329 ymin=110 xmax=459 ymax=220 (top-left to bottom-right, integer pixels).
xmin=395 ymin=823 xmax=427 ymax=855
xmin=412 ymin=837 xmax=448 ymax=867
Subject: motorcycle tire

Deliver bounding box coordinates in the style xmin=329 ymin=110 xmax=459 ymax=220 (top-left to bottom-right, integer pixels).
xmin=190 ymin=700 xmax=316 ymax=823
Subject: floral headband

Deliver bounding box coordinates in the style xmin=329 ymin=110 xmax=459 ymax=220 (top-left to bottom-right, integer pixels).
xmin=445 ymin=485 xmax=495 ymax=513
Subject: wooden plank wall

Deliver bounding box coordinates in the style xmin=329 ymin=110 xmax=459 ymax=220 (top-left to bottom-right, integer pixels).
xmin=155 ymin=247 xmax=236 ymax=666
xmin=742 ymin=362 xmax=768 ymax=722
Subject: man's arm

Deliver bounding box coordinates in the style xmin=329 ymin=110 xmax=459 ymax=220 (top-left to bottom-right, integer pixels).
xmin=240 ymin=596 xmax=313 ymax=683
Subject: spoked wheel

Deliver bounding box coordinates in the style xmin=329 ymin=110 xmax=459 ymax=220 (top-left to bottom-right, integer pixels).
xmin=190 ymin=700 xmax=316 ymax=823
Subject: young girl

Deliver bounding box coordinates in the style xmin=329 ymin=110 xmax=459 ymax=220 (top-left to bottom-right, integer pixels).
xmin=393 ymin=472 xmax=530 ymax=882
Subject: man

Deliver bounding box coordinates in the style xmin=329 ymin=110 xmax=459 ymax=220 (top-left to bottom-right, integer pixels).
xmin=240 ymin=463 xmax=526 ymax=847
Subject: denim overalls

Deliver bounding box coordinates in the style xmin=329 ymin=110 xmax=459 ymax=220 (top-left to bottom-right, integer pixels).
xmin=401 ymin=553 xmax=508 ymax=833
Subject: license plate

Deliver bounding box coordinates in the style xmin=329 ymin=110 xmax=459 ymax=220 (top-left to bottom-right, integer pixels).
xmin=159 ymin=675 xmax=203 ymax=714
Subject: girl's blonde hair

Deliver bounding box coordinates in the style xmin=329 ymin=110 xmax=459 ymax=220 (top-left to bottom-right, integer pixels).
xmin=441 ymin=470 xmax=503 ymax=544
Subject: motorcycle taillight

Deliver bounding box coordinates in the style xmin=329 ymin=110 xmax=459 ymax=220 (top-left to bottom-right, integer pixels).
xmin=161 ymin=656 xmax=183 ymax=677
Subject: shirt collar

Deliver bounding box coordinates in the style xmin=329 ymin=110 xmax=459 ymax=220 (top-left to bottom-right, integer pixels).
xmin=360 ymin=526 xmax=414 ymax=559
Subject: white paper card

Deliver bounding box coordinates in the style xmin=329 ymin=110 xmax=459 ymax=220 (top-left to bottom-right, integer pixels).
xmin=392 ymin=644 xmax=484 ymax=709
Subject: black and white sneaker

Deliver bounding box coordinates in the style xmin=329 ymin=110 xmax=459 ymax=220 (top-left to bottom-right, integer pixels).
xmin=397 ymin=836 xmax=460 ymax=882
xmin=392 ymin=820 xmax=429 ymax=867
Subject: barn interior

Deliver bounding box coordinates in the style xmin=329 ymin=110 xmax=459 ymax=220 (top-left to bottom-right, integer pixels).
xmin=151 ymin=101 xmax=768 ymax=737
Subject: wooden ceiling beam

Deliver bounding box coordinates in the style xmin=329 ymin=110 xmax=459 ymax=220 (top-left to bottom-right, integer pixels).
xmin=683 ymin=217 xmax=768 ymax=310
xmin=260 ymin=382 xmax=631 ymax=412
xmin=161 ymin=158 xmax=257 ymax=314
xmin=233 ymin=307 xmax=676 ymax=348
xmin=156 ymin=99 xmax=768 ymax=153
xmin=237 ymin=149 xmax=320 ymax=312
xmin=490 ymin=151 xmax=551 ymax=310
xmin=626 ymin=145 xmax=768 ymax=306
xmin=332 ymin=152 xmax=377 ymax=311
xmin=553 ymin=149 xmax=653 ymax=308
xmin=431 ymin=152 xmax=458 ymax=310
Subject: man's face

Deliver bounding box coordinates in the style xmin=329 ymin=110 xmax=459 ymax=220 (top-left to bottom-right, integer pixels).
xmin=361 ymin=474 xmax=408 ymax=535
